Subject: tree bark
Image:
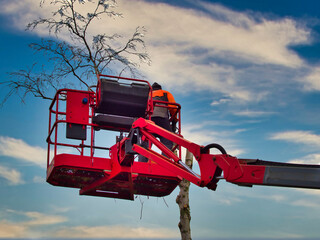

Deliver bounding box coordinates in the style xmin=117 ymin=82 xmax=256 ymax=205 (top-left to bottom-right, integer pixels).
xmin=176 ymin=150 xmax=193 ymax=240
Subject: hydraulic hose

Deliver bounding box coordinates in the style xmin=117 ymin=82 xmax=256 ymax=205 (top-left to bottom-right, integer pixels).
xmin=201 ymin=143 xmax=227 ymax=155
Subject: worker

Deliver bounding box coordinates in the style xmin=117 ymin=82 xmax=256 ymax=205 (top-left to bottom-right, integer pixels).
xmin=138 ymin=82 xmax=178 ymax=162
xmin=151 ymin=82 xmax=178 ymax=138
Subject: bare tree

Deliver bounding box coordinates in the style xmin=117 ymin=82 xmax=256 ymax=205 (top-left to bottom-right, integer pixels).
xmin=3 ymin=1 xmax=193 ymax=238
xmin=1 ymin=0 xmax=150 ymax=103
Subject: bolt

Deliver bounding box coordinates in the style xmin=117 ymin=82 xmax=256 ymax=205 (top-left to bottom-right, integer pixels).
xmin=82 ymin=97 xmax=88 ymax=104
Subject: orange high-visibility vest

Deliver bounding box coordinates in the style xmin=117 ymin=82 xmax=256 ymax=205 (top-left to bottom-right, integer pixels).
xmin=152 ymin=89 xmax=177 ymax=121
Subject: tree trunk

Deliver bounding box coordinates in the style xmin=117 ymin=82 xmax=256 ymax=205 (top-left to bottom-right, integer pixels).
xmin=176 ymin=150 xmax=193 ymax=240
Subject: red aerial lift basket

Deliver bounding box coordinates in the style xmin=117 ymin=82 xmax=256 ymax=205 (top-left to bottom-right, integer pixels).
xmin=47 ymin=75 xmax=320 ymax=201
xmin=46 ymin=75 xmax=182 ymax=200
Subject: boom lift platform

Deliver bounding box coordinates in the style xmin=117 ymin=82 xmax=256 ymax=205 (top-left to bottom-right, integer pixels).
xmin=46 ymin=74 xmax=320 ymax=200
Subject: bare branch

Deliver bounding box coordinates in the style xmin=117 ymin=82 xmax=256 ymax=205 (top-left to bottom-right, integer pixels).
xmin=139 ymin=196 xmax=144 ymax=220
xmin=1 ymin=66 xmax=54 ymax=106
xmin=3 ymin=0 xmax=149 ymax=104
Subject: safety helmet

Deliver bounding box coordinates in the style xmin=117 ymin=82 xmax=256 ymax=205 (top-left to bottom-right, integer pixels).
xmin=152 ymin=82 xmax=162 ymax=90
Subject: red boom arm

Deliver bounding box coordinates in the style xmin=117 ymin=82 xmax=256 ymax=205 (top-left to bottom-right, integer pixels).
xmin=128 ymin=118 xmax=320 ymax=191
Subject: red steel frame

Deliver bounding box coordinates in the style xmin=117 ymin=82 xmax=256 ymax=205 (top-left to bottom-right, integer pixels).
xmin=46 ymin=75 xmax=184 ymax=200
xmin=129 ymin=119 xmax=320 ymax=191
xmin=47 ymin=88 xmax=96 ymax=168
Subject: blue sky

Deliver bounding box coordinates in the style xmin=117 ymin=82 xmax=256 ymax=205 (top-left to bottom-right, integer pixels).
xmin=0 ymin=0 xmax=320 ymax=239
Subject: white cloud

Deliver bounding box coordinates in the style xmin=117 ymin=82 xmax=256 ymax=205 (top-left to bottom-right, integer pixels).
xmin=0 ymin=0 xmax=315 ymax=104
xmin=216 ymin=196 xmax=242 ymax=205
xmin=32 ymin=175 xmax=45 ymax=183
xmin=303 ymin=67 xmax=320 ymax=91
xmin=0 ymin=212 xmax=177 ymax=239
xmin=0 ymin=136 xmax=46 ymax=168
xmin=182 ymin=123 xmax=245 ymax=156
xmin=211 ymin=98 xmax=231 ymax=106
xmin=6 ymin=209 xmax=68 ymax=226
xmin=233 ymin=110 xmax=277 ymax=118
xmin=49 ymin=206 xmax=72 ymax=214
xmin=0 ymin=220 xmax=28 ymax=238
xmin=196 ymin=2 xmax=309 ymax=67
xmin=122 ymin=1 xmax=311 ymax=101
xmin=289 ymin=153 xmax=320 ymax=165
xmin=131 ymin=1 xmax=308 ymax=67
xmin=210 ymin=182 xmax=290 ymax=207
xmin=269 ymin=130 xmax=320 ymax=148
xmin=0 ymin=0 xmax=58 ymax=34
xmin=0 ymin=210 xmax=68 ymax=238
xmin=54 ymin=225 xmax=178 ymax=238
xmin=0 ymin=165 xmax=24 ymax=185
xmin=294 ymin=188 xmax=320 ymax=197
xmin=291 ymin=199 xmax=320 ymax=208
xmin=23 ymin=211 xmax=67 ymax=226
